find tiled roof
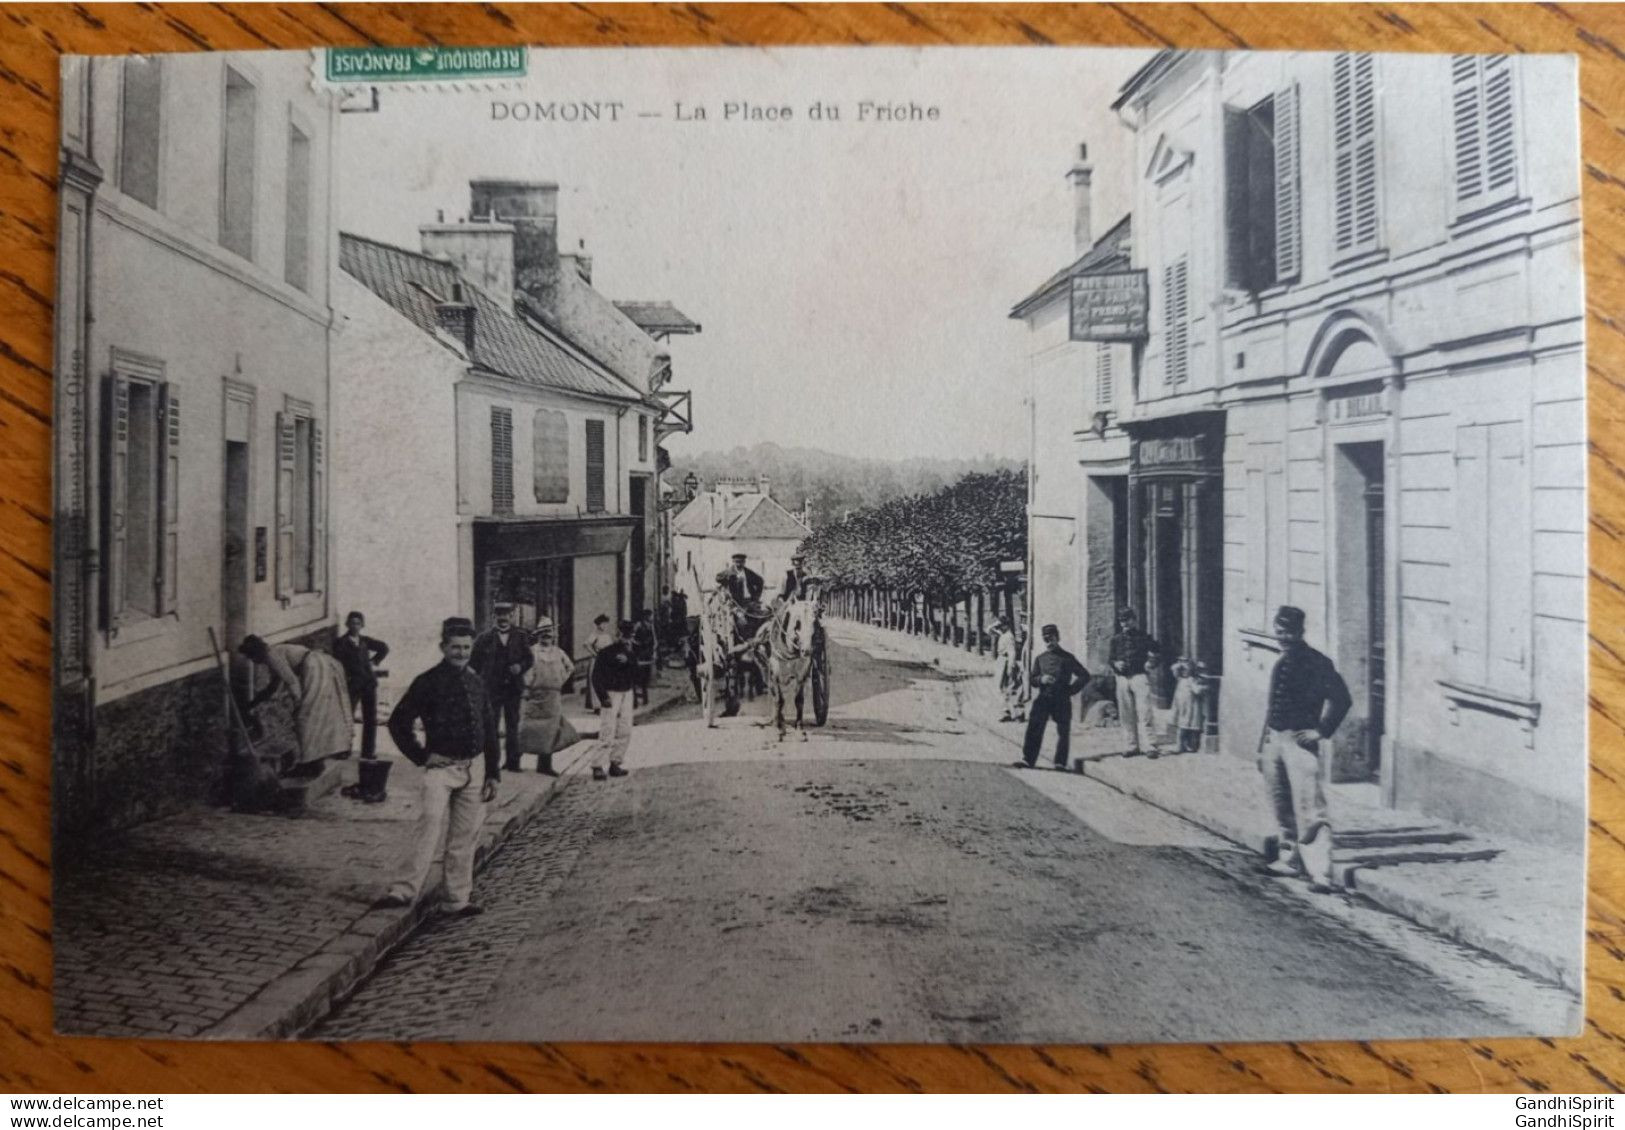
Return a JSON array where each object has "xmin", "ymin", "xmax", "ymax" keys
[
  {"xmin": 614, "ymin": 300, "xmax": 702, "ymax": 335},
  {"xmin": 672, "ymin": 492, "xmax": 810, "ymax": 541},
  {"xmin": 1008, "ymin": 214, "xmax": 1134, "ymax": 319},
  {"xmin": 340, "ymin": 232, "xmax": 640, "ymax": 403}
]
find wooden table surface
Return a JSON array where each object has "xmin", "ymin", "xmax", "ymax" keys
[{"xmin": 2, "ymin": 2, "xmax": 1623, "ymax": 1094}]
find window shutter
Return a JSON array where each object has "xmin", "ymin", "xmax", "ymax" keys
[
  {"xmin": 1223, "ymin": 106, "xmax": 1250, "ymax": 290},
  {"xmin": 1096, "ymin": 343, "xmax": 1114, "ymax": 407},
  {"xmin": 1483, "ymin": 56, "xmax": 1517, "ymax": 199},
  {"xmin": 1451, "ymin": 55, "xmax": 1485, "ymax": 205},
  {"xmin": 490, "ymin": 407, "xmax": 514, "ymax": 514},
  {"xmin": 1333, "ymin": 53, "xmax": 1380, "ymax": 255},
  {"xmin": 1453, "ymin": 424, "xmax": 1489, "ymax": 686},
  {"xmin": 275, "ymin": 411, "xmax": 295, "ymax": 602},
  {"xmin": 1162, "ymin": 258, "xmax": 1189, "ymax": 386},
  {"xmin": 104, "ymin": 375, "xmax": 130, "ymax": 632},
  {"xmin": 311, "ymin": 419, "xmax": 325, "ymax": 593},
  {"xmin": 585, "ymin": 419, "xmax": 606, "ymax": 512},
  {"xmin": 1274, "ymin": 82, "xmax": 1301, "ymax": 281},
  {"xmin": 157, "ymin": 383, "xmax": 180, "ymax": 615}
]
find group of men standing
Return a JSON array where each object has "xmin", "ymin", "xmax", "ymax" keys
[{"xmin": 1006, "ymin": 604, "xmax": 1352, "ymax": 894}]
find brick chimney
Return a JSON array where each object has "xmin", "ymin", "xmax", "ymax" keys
[
  {"xmin": 1068, "ymin": 143, "xmax": 1093, "ymax": 255},
  {"xmin": 434, "ymin": 282, "xmax": 476, "ymax": 354},
  {"xmin": 420, "ymin": 219, "xmax": 514, "ymax": 307},
  {"xmin": 469, "ymin": 178, "xmax": 560, "ymax": 320}
]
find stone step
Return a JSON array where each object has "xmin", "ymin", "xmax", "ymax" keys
[{"xmin": 1337, "ymin": 844, "xmax": 1502, "ymax": 870}]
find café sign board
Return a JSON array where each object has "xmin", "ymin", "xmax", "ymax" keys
[{"xmin": 1070, "ymin": 270, "xmax": 1149, "ymax": 342}]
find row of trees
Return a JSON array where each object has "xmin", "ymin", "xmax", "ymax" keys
[{"xmin": 799, "ymin": 468, "xmax": 1027, "ymax": 602}]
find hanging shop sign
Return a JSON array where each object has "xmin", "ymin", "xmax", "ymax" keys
[{"xmin": 1070, "ymin": 270, "xmax": 1149, "ymax": 342}]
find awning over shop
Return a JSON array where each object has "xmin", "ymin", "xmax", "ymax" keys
[{"xmin": 472, "ymin": 514, "xmax": 635, "ymax": 566}]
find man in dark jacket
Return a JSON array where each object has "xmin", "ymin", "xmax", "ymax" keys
[
  {"xmin": 779, "ymin": 553, "xmax": 813, "ymax": 604},
  {"xmin": 1108, "ymin": 607, "xmax": 1161, "ymax": 758},
  {"xmin": 588, "ymin": 620, "xmax": 640, "ymax": 781},
  {"xmin": 471, "ymin": 602, "xmax": 534, "ymax": 772},
  {"xmin": 1257, "ymin": 605, "xmax": 1353, "ymax": 893},
  {"xmin": 722, "ymin": 552, "xmax": 765, "ymax": 609},
  {"xmin": 332, "ymin": 610, "xmax": 389, "ymax": 759},
  {"xmin": 374, "ymin": 617, "xmax": 500, "ymax": 916},
  {"xmin": 1015, "ymin": 624, "xmax": 1091, "ymax": 771}
]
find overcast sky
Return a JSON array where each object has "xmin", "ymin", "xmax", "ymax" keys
[{"xmin": 337, "ymin": 47, "xmax": 1153, "ymax": 462}]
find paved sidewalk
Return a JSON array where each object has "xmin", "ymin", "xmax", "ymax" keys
[
  {"xmin": 829, "ymin": 617, "xmax": 1585, "ymax": 994},
  {"xmin": 53, "ymin": 673, "xmax": 688, "ymax": 1040}
]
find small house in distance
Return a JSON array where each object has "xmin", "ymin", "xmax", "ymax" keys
[{"xmin": 672, "ymin": 476, "xmax": 811, "ymax": 608}]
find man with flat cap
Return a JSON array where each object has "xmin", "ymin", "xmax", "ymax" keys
[
  {"xmin": 779, "ymin": 553, "xmax": 813, "ymax": 605},
  {"xmin": 471, "ymin": 602, "xmax": 533, "ymax": 772},
  {"xmin": 1015, "ymin": 623, "xmax": 1091, "ymax": 771},
  {"xmin": 722, "ymin": 552, "xmax": 765, "ymax": 610},
  {"xmin": 375, "ymin": 616, "xmax": 500, "ymax": 916},
  {"xmin": 1257, "ymin": 605, "xmax": 1352, "ymax": 893}
]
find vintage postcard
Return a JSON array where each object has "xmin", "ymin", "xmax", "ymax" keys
[{"xmin": 50, "ymin": 43, "xmax": 1585, "ymax": 1043}]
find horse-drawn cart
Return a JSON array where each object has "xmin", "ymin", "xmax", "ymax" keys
[{"xmin": 690, "ymin": 567, "xmax": 830, "ymax": 732}]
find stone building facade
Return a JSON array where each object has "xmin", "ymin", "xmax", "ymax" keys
[
  {"xmin": 53, "ymin": 52, "xmax": 338, "ymax": 832},
  {"xmin": 1108, "ymin": 49, "xmax": 1584, "ymax": 844}
]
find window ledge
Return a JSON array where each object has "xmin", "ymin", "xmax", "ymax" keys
[
  {"xmin": 108, "ymin": 613, "xmax": 178, "ymax": 647},
  {"xmin": 1330, "ymin": 247, "xmax": 1389, "ymax": 275},
  {"xmin": 281, "ymin": 589, "xmax": 325, "ymax": 612},
  {"xmin": 1449, "ymin": 195, "xmax": 1533, "ymax": 238},
  {"xmin": 1438, "ymin": 678, "xmax": 1539, "ymax": 747}
]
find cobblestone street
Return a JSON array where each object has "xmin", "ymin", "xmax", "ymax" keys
[{"xmin": 312, "ymin": 628, "xmax": 1577, "ymax": 1044}]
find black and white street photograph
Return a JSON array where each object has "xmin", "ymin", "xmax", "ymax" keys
[{"xmin": 49, "ymin": 42, "xmax": 1586, "ymax": 1044}]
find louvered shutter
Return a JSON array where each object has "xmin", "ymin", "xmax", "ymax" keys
[
  {"xmin": 275, "ymin": 411, "xmax": 295, "ymax": 601},
  {"xmin": 1453, "ymin": 424, "xmax": 1489, "ymax": 686},
  {"xmin": 104, "ymin": 375, "xmax": 130, "ymax": 632},
  {"xmin": 1162, "ymin": 259, "xmax": 1189, "ymax": 387},
  {"xmin": 585, "ymin": 419, "xmax": 606, "ymax": 512},
  {"xmin": 1451, "ymin": 55, "xmax": 1485, "ymax": 204},
  {"xmin": 311, "ymin": 419, "xmax": 325, "ymax": 593},
  {"xmin": 1274, "ymin": 82, "xmax": 1302, "ymax": 281},
  {"xmin": 1483, "ymin": 57, "xmax": 1517, "ymax": 199},
  {"xmin": 490, "ymin": 407, "xmax": 513, "ymax": 514},
  {"xmin": 157, "ymin": 383, "xmax": 180, "ymax": 614},
  {"xmin": 1096, "ymin": 343, "xmax": 1114, "ymax": 407},
  {"xmin": 1333, "ymin": 53, "xmax": 1380, "ymax": 255}
]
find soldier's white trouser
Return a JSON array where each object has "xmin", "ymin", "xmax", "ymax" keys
[
  {"xmin": 1115, "ymin": 672, "xmax": 1158, "ymax": 753},
  {"xmin": 593, "ymin": 690, "xmax": 634, "ymax": 769},
  {"xmin": 387, "ymin": 760, "xmax": 485, "ymax": 910},
  {"xmin": 1261, "ymin": 728, "xmax": 1333, "ymax": 885}
]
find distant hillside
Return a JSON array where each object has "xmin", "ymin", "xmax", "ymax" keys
[{"xmin": 668, "ymin": 443, "xmax": 1024, "ymax": 526}]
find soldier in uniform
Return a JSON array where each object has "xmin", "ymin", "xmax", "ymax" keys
[
  {"xmin": 1014, "ymin": 624, "xmax": 1091, "ymax": 771},
  {"xmin": 1109, "ymin": 608, "xmax": 1162, "ymax": 758},
  {"xmin": 1257, "ymin": 605, "xmax": 1353, "ymax": 893}
]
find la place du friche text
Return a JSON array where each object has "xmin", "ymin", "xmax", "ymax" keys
[{"xmin": 488, "ymin": 100, "xmax": 942, "ymax": 124}]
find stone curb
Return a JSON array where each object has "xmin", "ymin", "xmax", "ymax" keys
[
  {"xmin": 845, "ymin": 623, "xmax": 1579, "ymax": 994},
  {"xmin": 200, "ymin": 679, "xmax": 690, "ymax": 1041}
]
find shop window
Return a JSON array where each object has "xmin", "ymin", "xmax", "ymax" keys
[
  {"xmin": 220, "ymin": 66, "xmax": 257, "ymax": 259},
  {"xmin": 533, "ymin": 408, "xmax": 569, "ymax": 503},
  {"xmin": 284, "ymin": 123, "xmax": 311, "ymax": 291},
  {"xmin": 491, "ymin": 406, "xmax": 514, "ymax": 514},
  {"xmin": 1332, "ymin": 53, "xmax": 1380, "ymax": 257},
  {"xmin": 585, "ymin": 419, "xmax": 606, "ymax": 512},
  {"xmin": 1453, "ymin": 422, "xmax": 1530, "ymax": 695},
  {"xmin": 104, "ymin": 363, "xmax": 179, "ymax": 629},
  {"xmin": 119, "ymin": 57, "xmax": 161, "ymax": 209},
  {"xmin": 1162, "ymin": 257, "xmax": 1189, "ymax": 387},
  {"xmin": 1452, "ymin": 55, "xmax": 1518, "ymax": 217},
  {"xmin": 276, "ymin": 403, "xmax": 324, "ymax": 601}
]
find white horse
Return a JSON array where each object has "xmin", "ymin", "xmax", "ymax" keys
[{"xmin": 765, "ymin": 598, "xmax": 818, "ymax": 741}]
